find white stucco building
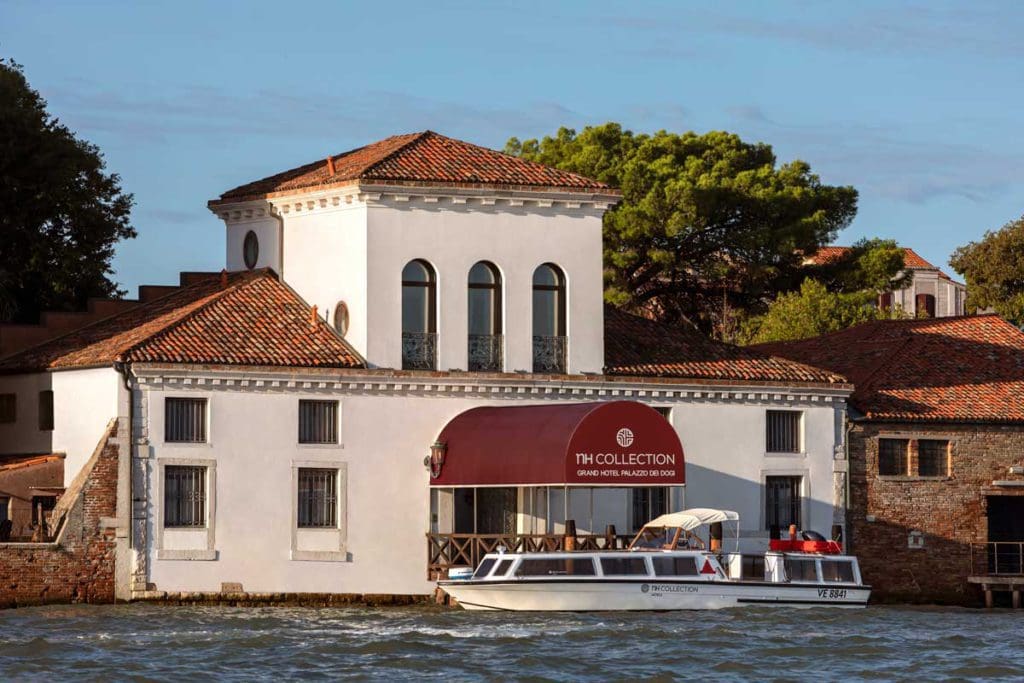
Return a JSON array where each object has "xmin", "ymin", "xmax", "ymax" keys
[{"xmin": 0, "ymin": 131, "xmax": 853, "ymax": 599}]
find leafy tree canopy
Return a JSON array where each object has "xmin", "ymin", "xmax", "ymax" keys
[
  {"xmin": 0, "ymin": 58, "xmax": 135, "ymax": 323},
  {"xmin": 506, "ymin": 123, "xmax": 859, "ymax": 335},
  {"xmin": 950, "ymin": 215, "xmax": 1024, "ymax": 324},
  {"xmin": 742, "ymin": 278, "xmax": 904, "ymax": 344},
  {"xmin": 805, "ymin": 238, "xmax": 910, "ymax": 294}
]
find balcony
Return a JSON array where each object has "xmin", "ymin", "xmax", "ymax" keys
[
  {"xmin": 532, "ymin": 335, "xmax": 567, "ymax": 374},
  {"xmin": 402, "ymin": 332, "xmax": 437, "ymax": 371},
  {"xmin": 468, "ymin": 334, "xmax": 503, "ymax": 372}
]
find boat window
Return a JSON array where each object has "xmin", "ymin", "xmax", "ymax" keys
[
  {"xmin": 820, "ymin": 559, "xmax": 855, "ymax": 583},
  {"xmin": 515, "ymin": 558, "xmax": 596, "ymax": 577},
  {"xmin": 600, "ymin": 557, "xmax": 649, "ymax": 576},
  {"xmin": 473, "ymin": 558, "xmax": 497, "ymax": 579},
  {"xmin": 651, "ymin": 556, "xmax": 698, "ymax": 576},
  {"xmin": 784, "ymin": 558, "xmax": 819, "ymax": 582},
  {"xmin": 632, "ymin": 527, "xmax": 679, "ymax": 549},
  {"xmin": 740, "ymin": 555, "xmax": 766, "ymax": 580},
  {"xmin": 494, "ymin": 559, "xmax": 514, "ymax": 577}
]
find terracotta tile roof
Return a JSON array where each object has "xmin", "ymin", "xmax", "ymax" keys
[
  {"xmin": 805, "ymin": 246, "xmax": 938, "ymax": 270},
  {"xmin": 0, "ymin": 453, "xmax": 64, "ymax": 472},
  {"xmin": 212, "ymin": 131, "xmax": 614, "ymax": 204},
  {"xmin": 603, "ymin": 306, "xmax": 847, "ymax": 385},
  {"xmin": 754, "ymin": 315, "xmax": 1024, "ymax": 423},
  {"xmin": 0, "ymin": 270, "xmax": 365, "ymax": 373}
]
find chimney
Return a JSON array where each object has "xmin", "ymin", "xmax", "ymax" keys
[
  {"xmin": 326, "ymin": 156, "xmax": 336, "ymax": 176},
  {"xmin": 310, "ymin": 304, "xmax": 319, "ymax": 331},
  {"xmin": 220, "ymin": 269, "xmax": 228, "ymax": 288}
]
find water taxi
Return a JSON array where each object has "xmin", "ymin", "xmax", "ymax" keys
[{"xmin": 438, "ymin": 508, "xmax": 870, "ymax": 611}]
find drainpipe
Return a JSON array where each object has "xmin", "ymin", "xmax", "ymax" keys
[
  {"xmin": 115, "ymin": 361, "xmax": 134, "ymax": 550},
  {"xmin": 843, "ymin": 409, "xmax": 855, "ymax": 554}
]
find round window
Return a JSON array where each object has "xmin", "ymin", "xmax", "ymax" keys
[
  {"xmin": 333, "ymin": 301, "xmax": 350, "ymax": 337},
  {"xmin": 242, "ymin": 230, "xmax": 259, "ymax": 269}
]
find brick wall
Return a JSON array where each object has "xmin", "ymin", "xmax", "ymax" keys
[
  {"xmin": 0, "ymin": 421, "xmax": 120, "ymax": 608},
  {"xmin": 849, "ymin": 420, "xmax": 1024, "ymax": 605}
]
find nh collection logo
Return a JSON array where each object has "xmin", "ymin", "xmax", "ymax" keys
[{"xmin": 616, "ymin": 427, "xmax": 635, "ymax": 448}]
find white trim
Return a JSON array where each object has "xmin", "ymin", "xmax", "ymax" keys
[{"xmin": 290, "ymin": 460, "xmax": 348, "ymax": 562}]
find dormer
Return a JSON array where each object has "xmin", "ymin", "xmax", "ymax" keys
[{"xmin": 208, "ymin": 131, "xmax": 620, "ymax": 374}]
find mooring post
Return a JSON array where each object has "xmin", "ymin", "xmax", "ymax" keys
[
  {"xmin": 1014, "ymin": 590, "xmax": 1021, "ymax": 609},
  {"xmin": 985, "ymin": 589, "xmax": 994, "ymax": 609}
]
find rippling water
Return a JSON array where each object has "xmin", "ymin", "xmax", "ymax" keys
[{"xmin": 1, "ymin": 603, "xmax": 1022, "ymax": 680}]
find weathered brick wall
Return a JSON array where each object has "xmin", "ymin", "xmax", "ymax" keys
[
  {"xmin": 849, "ymin": 421, "xmax": 1024, "ymax": 605},
  {"xmin": 0, "ymin": 422, "xmax": 119, "ymax": 608}
]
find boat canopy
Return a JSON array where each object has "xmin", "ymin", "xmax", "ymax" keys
[{"xmin": 644, "ymin": 508, "xmax": 740, "ymax": 531}]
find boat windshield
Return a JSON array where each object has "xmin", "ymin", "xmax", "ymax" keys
[{"xmin": 631, "ymin": 526, "xmax": 680, "ymax": 550}]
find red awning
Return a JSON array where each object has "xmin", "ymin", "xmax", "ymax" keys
[{"xmin": 430, "ymin": 401, "xmax": 685, "ymax": 487}]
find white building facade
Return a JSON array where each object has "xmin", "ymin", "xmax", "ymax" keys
[{"xmin": 0, "ymin": 132, "xmax": 853, "ymax": 599}]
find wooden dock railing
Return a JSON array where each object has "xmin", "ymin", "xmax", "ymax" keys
[
  {"xmin": 427, "ymin": 532, "xmax": 633, "ymax": 579},
  {"xmin": 971, "ymin": 542, "xmax": 1024, "ymax": 576}
]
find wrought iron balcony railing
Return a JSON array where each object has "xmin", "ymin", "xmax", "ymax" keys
[
  {"xmin": 402, "ymin": 332, "xmax": 438, "ymax": 371},
  {"xmin": 533, "ymin": 335, "xmax": 567, "ymax": 374},
  {"xmin": 468, "ymin": 334, "xmax": 503, "ymax": 372}
]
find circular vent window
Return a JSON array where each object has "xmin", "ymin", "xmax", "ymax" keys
[
  {"xmin": 243, "ymin": 230, "xmax": 259, "ymax": 269},
  {"xmin": 334, "ymin": 301, "xmax": 350, "ymax": 337}
]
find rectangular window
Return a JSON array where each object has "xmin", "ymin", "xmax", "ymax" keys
[
  {"xmin": 631, "ymin": 487, "xmax": 668, "ymax": 532},
  {"xmin": 820, "ymin": 559, "xmax": 856, "ymax": 583},
  {"xmin": 766, "ymin": 410, "xmax": 802, "ymax": 453},
  {"xmin": 0, "ymin": 393, "xmax": 15, "ymax": 423},
  {"xmin": 298, "ymin": 400, "xmax": 339, "ymax": 444},
  {"xmin": 784, "ymin": 557, "xmax": 819, "ymax": 582},
  {"xmin": 297, "ymin": 468, "xmax": 338, "ymax": 528},
  {"xmin": 766, "ymin": 476, "xmax": 802, "ymax": 530},
  {"xmin": 0, "ymin": 496, "xmax": 9, "ymax": 523},
  {"xmin": 878, "ymin": 438, "xmax": 909, "ymax": 476},
  {"xmin": 515, "ymin": 558, "xmax": 596, "ymax": 577},
  {"xmin": 600, "ymin": 557, "xmax": 649, "ymax": 576},
  {"xmin": 38, "ymin": 390, "xmax": 54, "ymax": 431},
  {"xmin": 165, "ymin": 398, "xmax": 207, "ymax": 443},
  {"xmin": 651, "ymin": 556, "xmax": 698, "ymax": 577},
  {"xmin": 740, "ymin": 555, "xmax": 766, "ymax": 580},
  {"xmin": 164, "ymin": 465, "xmax": 207, "ymax": 527},
  {"xmin": 918, "ymin": 439, "xmax": 949, "ymax": 477}
]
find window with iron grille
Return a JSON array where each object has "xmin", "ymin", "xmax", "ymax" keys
[
  {"xmin": 765, "ymin": 476, "xmax": 802, "ymax": 530},
  {"xmin": 165, "ymin": 398, "xmax": 207, "ymax": 443},
  {"xmin": 298, "ymin": 400, "xmax": 339, "ymax": 444},
  {"xmin": 918, "ymin": 439, "xmax": 949, "ymax": 477},
  {"xmin": 878, "ymin": 438, "xmax": 909, "ymax": 475},
  {"xmin": 766, "ymin": 410, "xmax": 802, "ymax": 453},
  {"xmin": 0, "ymin": 393, "xmax": 15, "ymax": 423},
  {"xmin": 164, "ymin": 466, "xmax": 206, "ymax": 527},
  {"xmin": 38, "ymin": 390, "xmax": 54, "ymax": 431},
  {"xmin": 298, "ymin": 468, "xmax": 338, "ymax": 528}
]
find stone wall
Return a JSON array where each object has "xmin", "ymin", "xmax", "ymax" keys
[
  {"xmin": 0, "ymin": 420, "xmax": 121, "ymax": 608},
  {"xmin": 849, "ymin": 420, "xmax": 1024, "ymax": 605}
]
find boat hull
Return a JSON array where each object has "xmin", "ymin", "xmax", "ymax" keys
[{"xmin": 440, "ymin": 579, "xmax": 870, "ymax": 611}]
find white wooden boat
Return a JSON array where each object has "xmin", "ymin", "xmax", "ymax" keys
[{"xmin": 439, "ymin": 508, "xmax": 870, "ymax": 611}]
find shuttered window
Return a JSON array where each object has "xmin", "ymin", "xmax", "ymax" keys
[
  {"xmin": 165, "ymin": 398, "xmax": 207, "ymax": 443},
  {"xmin": 918, "ymin": 439, "xmax": 949, "ymax": 477},
  {"xmin": 298, "ymin": 400, "xmax": 338, "ymax": 444},
  {"xmin": 164, "ymin": 466, "xmax": 206, "ymax": 527},
  {"xmin": 0, "ymin": 393, "xmax": 15, "ymax": 423},
  {"xmin": 297, "ymin": 468, "xmax": 338, "ymax": 528},
  {"xmin": 38, "ymin": 390, "xmax": 54, "ymax": 431},
  {"xmin": 766, "ymin": 476, "xmax": 802, "ymax": 530},
  {"xmin": 766, "ymin": 410, "xmax": 802, "ymax": 453},
  {"xmin": 878, "ymin": 438, "xmax": 909, "ymax": 475}
]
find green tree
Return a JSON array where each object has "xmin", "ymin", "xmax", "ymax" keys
[
  {"xmin": 806, "ymin": 238, "xmax": 910, "ymax": 293},
  {"xmin": 742, "ymin": 278, "xmax": 900, "ymax": 344},
  {"xmin": 950, "ymin": 215, "xmax": 1024, "ymax": 324},
  {"xmin": 0, "ymin": 58, "xmax": 135, "ymax": 323},
  {"xmin": 506, "ymin": 124, "xmax": 858, "ymax": 335}
]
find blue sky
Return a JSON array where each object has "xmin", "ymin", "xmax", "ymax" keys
[{"xmin": 4, "ymin": 0, "xmax": 1023, "ymax": 293}]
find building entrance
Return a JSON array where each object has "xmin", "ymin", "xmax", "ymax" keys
[{"xmin": 986, "ymin": 496, "xmax": 1024, "ymax": 573}]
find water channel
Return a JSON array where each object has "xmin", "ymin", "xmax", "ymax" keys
[{"xmin": 1, "ymin": 603, "xmax": 1021, "ymax": 680}]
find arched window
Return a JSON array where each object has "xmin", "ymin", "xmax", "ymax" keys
[
  {"xmin": 467, "ymin": 261, "xmax": 502, "ymax": 372},
  {"xmin": 402, "ymin": 260, "xmax": 437, "ymax": 370},
  {"xmin": 532, "ymin": 263, "xmax": 566, "ymax": 373}
]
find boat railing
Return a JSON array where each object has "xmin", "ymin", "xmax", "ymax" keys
[
  {"xmin": 426, "ymin": 532, "xmax": 634, "ymax": 579},
  {"xmin": 971, "ymin": 542, "xmax": 1024, "ymax": 575}
]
